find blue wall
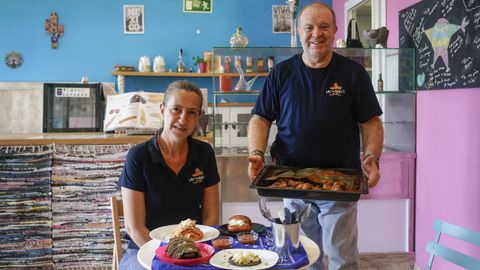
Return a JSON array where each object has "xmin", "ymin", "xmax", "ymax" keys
[{"xmin": 1, "ymin": 0, "xmax": 329, "ymax": 92}]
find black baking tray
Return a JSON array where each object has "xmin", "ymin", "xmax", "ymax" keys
[{"xmin": 249, "ymin": 165, "xmax": 368, "ymax": 202}]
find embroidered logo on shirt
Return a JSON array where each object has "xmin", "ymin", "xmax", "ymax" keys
[
  {"xmin": 189, "ymin": 168, "xmax": 205, "ymax": 184},
  {"xmin": 326, "ymin": 83, "xmax": 345, "ymax": 96}
]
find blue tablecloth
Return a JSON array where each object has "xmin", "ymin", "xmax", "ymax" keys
[{"xmin": 151, "ymin": 228, "xmax": 309, "ymax": 269}]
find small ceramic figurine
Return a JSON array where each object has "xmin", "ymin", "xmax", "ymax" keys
[
  {"xmin": 363, "ymin": 27, "xmax": 389, "ymax": 48},
  {"xmin": 336, "ymin": 39, "xmax": 347, "ymax": 48},
  {"xmin": 224, "ymin": 56, "xmax": 231, "ymax": 73}
]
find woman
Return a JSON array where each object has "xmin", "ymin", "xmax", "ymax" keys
[{"xmin": 119, "ymin": 80, "xmax": 220, "ymax": 269}]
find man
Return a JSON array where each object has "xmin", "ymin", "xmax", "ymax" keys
[{"xmin": 247, "ymin": 2, "xmax": 384, "ymax": 270}]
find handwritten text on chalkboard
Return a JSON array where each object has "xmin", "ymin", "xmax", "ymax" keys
[{"xmin": 399, "ymin": 0, "xmax": 480, "ymax": 90}]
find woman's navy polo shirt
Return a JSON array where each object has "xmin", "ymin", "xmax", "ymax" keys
[
  {"xmin": 119, "ymin": 133, "xmax": 220, "ymax": 248},
  {"xmin": 252, "ymin": 53, "xmax": 383, "ymax": 170}
]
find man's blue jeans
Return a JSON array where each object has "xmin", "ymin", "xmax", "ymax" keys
[{"xmin": 284, "ymin": 199, "xmax": 359, "ymax": 270}]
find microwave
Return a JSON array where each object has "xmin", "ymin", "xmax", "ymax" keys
[{"xmin": 43, "ymin": 83, "xmax": 105, "ymax": 132}]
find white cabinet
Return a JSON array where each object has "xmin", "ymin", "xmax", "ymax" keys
[
  {"xmin": 213, "ymin": 105, "xmax": 251, "ymax": 149},
  {"xmin": 211, "ymin": 103, "xmax": 277, "ymax": 152}
]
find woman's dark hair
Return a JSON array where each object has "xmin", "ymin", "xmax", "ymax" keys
[{"xmin": 163, "ymin": 80, "xmax": 204, "ymax": 113}]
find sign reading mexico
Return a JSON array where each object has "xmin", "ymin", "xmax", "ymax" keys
[{"xmin": 124, "ymin": 5, "xmax": 144, "ymax": 34}]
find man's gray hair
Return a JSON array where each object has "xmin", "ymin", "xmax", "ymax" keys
[{"xmin": 297, "ymin": 1, "xmax": 337, "ymax": 27}]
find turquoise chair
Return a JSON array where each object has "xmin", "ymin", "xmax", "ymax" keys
[{"xmin": 425, "ymin": 219, "xmax": 480, "ymax": 270}]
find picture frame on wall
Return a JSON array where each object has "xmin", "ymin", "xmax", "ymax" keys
[
  {"xmin": 124, "ymin": 5, "xmax": 144, "ymax": 34},
  {"xmin": 183, "ymin": 0, "xmax": 212, "ymax": 13},
  {"xmin": 272, "ymin": 5, "xmax": 291, "ymax": 33}
]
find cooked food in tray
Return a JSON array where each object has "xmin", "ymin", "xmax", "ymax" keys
[
  {"xmin": 250, "ymin": 166, "xmax": 367, "ymax": 201},
  {"xmin": 166, "ymin": 237, "xmax": 200, "ymax": 259},
  {"xmin": 268, "ymin": 178, "xmax": 349, "ymax": 191},
  {"xmin": 228, "ymin": 250, "xmax": 262, "ymax": 266},
  {"xmin": 170, "ymin": 218, "xmax": 204, "ymax": 241},
  {"xmin": 261, "ymin": 167, "xmax": 361, "ymax": 192}
]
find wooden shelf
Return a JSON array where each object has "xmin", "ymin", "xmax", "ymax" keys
[{"xmin": 111, "ymin": 71, "xmax": 269, "ymax": 77}]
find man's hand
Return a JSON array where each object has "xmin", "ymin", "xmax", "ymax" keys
[
  {"xmin": 362, "ymin": 154, "xmax": 380, "ymax": 188},
  {"xmin": 247, "ymin": 155, "xmax": 264, "ymax": 182}
]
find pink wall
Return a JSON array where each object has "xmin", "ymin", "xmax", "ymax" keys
[
  {"xmin": 332, "ymin": 1, "xmax": 345, "ymax": 42},
  {"xmin": 417, "ymin": 89, "xmax": 480, "ymax": 269},
  {"xmin": 332, "ymin": 1, "xmax": 480, "ymax": 268}
]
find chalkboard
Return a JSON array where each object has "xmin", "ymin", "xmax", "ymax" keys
[{"xmin": 399, "ymin": 0, "xmax": 480, "ymax": 90}]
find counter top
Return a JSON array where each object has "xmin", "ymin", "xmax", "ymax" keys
[
  {"xmin": 0, "ymin": 133, "xmax": 213, "ymax": 146},
  {"xmin": 0, "ymin": 133, "xmax": 152, "ymax": 145}
]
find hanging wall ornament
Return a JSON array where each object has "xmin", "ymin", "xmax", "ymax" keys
[
  {"xmin": 45, "ymin": 12, "xmax": 64, "ymax": 48},
  {"xmin": 286, "ymin": 0, "xmax": 299, "ymax": 47},
  {"xmin": 5, "ymin": 52, "xmax": 23, "ymax": 69}
]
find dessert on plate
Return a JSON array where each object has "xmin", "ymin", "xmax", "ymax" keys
[
  {"xmin": 170, "ymin": 218, "xmax": 204, "ymax": 241},
  {"xmin": 166, "ymin": 237, "xmax": 200, "ymax": 259}
]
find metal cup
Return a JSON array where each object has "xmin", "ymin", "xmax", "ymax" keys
[{"xmin": 271, "ymin": 222, "xmax": 300, "ymax": 254}]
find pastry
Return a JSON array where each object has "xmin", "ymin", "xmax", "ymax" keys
[
  {"xmin": 170, "ymin": 218, "xmax": 204, "ymax": 242},
  {"xmin": 166, "ymin": 237, "xmax": 200, "ymax": 259}
]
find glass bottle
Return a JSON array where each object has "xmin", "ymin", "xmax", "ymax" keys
[
  {"xmin": 176, "ymin": 48, "xmax": 185, "ymax": 73},
  {"xmin": 377, "ymin": 73, "xmax": 384, "ymax": 92}
]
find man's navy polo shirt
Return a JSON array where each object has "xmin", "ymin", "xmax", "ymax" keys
[
  {"xmin": 252, "ymin": 53, "xmax": 383, "ymax": 170},
  {"xmin": 120, "ymin": 133, "xmax": 220, "ymax": 248}
]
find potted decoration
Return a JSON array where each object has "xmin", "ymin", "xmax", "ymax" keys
[{"xmin": 193, "ymin": 56, "xmax": 207, "ymax": 73}]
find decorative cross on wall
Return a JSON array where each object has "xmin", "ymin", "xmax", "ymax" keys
[{"xmin": 45, "ymin": 12, "xmax": 64, "ymax": 49}]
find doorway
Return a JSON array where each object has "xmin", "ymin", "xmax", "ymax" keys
[{"xmin": 344, "ymin": 0, "xmax": 385, "ymax": 46}]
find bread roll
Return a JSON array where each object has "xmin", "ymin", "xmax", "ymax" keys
[{"xmin": 227, "ymin": 215, "xmax": 252, "ymax": 233}]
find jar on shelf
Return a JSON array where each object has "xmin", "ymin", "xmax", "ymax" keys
[
  {"xmin": 230, "ymin": 27, "xmax": 248, "ymax": 48},
  {"xmin": 138, "ymin": 55, "xmax": 151, "ymax": 72}
]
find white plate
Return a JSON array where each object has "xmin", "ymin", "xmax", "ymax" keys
[
  {"xmin": 209, "ymin": 248, "xmax": 279, "ymax": 270},
  {"xmin": 149, "ymin": 224, "xmax": 220, "ymax": 242}
]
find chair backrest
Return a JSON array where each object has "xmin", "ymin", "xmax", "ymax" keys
[
  {"xmin": 425, "ymin": 219, "xmax": 480, "ymax": 270},
  {"xmin": 110, "ymin": 196, "xmax": 124, "ymax": 270}
]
